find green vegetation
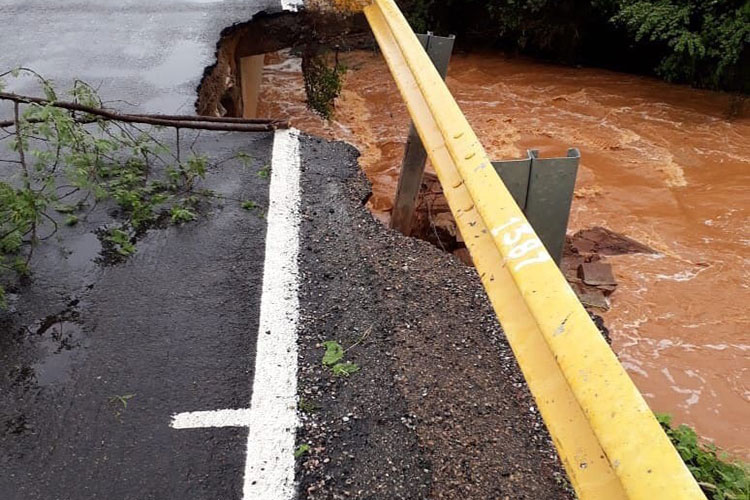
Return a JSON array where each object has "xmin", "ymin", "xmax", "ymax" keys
[
  {"xmin": 108, "ymin": 393, "xmax": 136, "ymax": 421},
  {"xmin": 399, "ymin": 0, "xmax": 749, "ymax": 92},
  {"xmin": 302, "ymin": 50, "xmax": 347, "ymax": 119},
  {"xmin": 611, "ymin": 1, "xmax": 749, "ymax": 90},
  {"xmin": 0, "ymin": 69, "xmax": 251, "ymax": 305},
  {"xmin": 322, "ymin": 340, "xmax": 345, "ymax": 366},
  {"xmin": 321, "ymin": 340, "xmax": 361, "ymax": 377},
  {"xmin": 298, "ymin": 398, "xmax": 319, "ymax": 414},
  {"xmin": 294, "ymin": 443, "xmax": 311, "ymax": 458},
  {"xmin": 657, "ymin": 413, "xmax": 749, "ymax": 500},
  {"xmin": 257, "ymin": 164, "xmax": 271, "ymax": 179},
  {"xmin": 331, "ymin": 362, "xmax": 360, "ymax": 377}
]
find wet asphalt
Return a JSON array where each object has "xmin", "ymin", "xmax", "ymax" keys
[
  {"xmin": 0, "ymin": 130, "xmax": 275, "ymax": 499},
  {"xmin": 0, "ymin": 0, "xmax": 287, "ymax": 114},
  {"xmin": 0, "ymin": 1, "xmax": 292, "ymax": 499}
]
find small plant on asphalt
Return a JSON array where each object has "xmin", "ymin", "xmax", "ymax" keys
[
  {"xmin": 235, "ymin": 151, "xmax": 252, "ymax": 167},
  {"xmin": 331, "ymin": 362, "xmax": 360, "ymax": 377},
  {"xmin": 321, "ymin": 340, "xmax": 360, "ymax": 377},
  {"xmin": 241, "ymin": 200, "xmax": 258, "ymax": 210},
  {"xmin": 257, "ymin": 165, "xmax": 271, "ymax": 179},
  {"xmin": 294, "ymin": 444, "xmax": 310, "ymax": 458},
  {"xmin": 298, "ymin": 398, "xmax": 318, "ymax": 414},
  {"xmin": 656, "ymin": 413, "xmax": 749, "ymax": 500},
  {"xmin": 108, "ymin": 393, "xmax": 135, "ymax": 420},
  {"xmin": 103, "ymin": 228, "xmax": 136, "ymax": 257}
]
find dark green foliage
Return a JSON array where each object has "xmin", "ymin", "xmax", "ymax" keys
[
  {"xmin": 611, "ymin": 0, "xmax": 749, "ymax": 90},
  {"xmin": 302, "ymin": 51, "xmax": 347, "ymax": 120},
  {"xmin": 398, "ymin": 0, "xmax": 749, "ymax": 92},
  {"xmin": 657, "ymin": 413, "xmax": 749, "ymax": 500}
]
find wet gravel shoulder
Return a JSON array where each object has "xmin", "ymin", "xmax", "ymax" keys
[{"xmin": 295, "ymin": 134, "xmax": 574, "ymax": 499}]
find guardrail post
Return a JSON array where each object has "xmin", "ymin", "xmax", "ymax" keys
[
  {"xmin": 390, "ymin": 32, "xmax": 455, "ymax": 235},
  {"xmin": 492, "ymin": 148, "xmax": 579, "ymax": 265},
  {"xmin": 526, "ymin": 148, "xmax": 579, "ymax": 264}
]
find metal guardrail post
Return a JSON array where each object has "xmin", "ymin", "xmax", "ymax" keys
[
  {"xmin": 491, "ymin": 154, "xmax": 531, "ymax": 210},
  {"xmin": 492, "ymin": 148, "xmax": 580, "ymax": 264},
  {"xmin": 390, "ymin": 32, "xmax": 455, "ymax": 235}
]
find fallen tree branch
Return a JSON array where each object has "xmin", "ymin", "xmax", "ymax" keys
[{"xmin": 0, "ymin": 91, "xmax": 289, "ymax": 132}]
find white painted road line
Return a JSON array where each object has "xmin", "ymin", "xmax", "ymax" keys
[
  {"xmin": 242, "ymin": 128, "xmax": 301, "ymax": 499},
  {"xmin": 171, "ymin": 409, "xmax": 253, "ymax": 429},
  {"xmin": 170, "ymin": 128, "xmax": 302, "ymax": 500},
  {"xmin": 280, "ymin": 0, "xmax": 304, "ymax": 12}
]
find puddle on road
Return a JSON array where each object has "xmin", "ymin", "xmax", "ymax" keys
[
  {"xmin": 65, "ymin": 232, "xmax": 102, "ymax": 270},
  {"xmin": 253, "ymin": 49, "xmax": 750, "ymax": 459},
  {"xmin": 27, "ymin": 315, "xmax": 87, "ymax": 387}
]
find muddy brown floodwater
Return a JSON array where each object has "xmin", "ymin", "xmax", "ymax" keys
[{"xmin": 258, "ymin": 49, "xmax": 750, "ymax": 459}]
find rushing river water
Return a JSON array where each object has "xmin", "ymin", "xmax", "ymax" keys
[{"xmin": 258, "ymin": 49, "xmax": 750, "ymax": 459}]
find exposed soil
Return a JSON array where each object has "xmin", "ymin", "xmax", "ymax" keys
[{"xmin": 196, "ymin": 9, "xmax": 370, "ymax": 117}]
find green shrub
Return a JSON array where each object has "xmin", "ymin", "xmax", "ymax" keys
[
  {"xmin": 657, "ymin": 413, "xmax": 749, "ymax": 500},
  {"xmin": 302, "ymin": 51, "xmax": 346, "ymax": 120},
  {"xmin": 611, "ymin": 0, "xmax": 750, "ymax": 91}
]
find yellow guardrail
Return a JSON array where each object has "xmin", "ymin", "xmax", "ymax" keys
[{"xmin": 364, "ymin": 1, "xmax": 706, "ymax": 498}]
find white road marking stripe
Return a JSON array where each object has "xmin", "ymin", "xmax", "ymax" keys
[
  {"xmin": 169, "ymin": 128, "xmax": 302, "ymax": 500},
  {"xmin": 280, "ymin": 0, "xmax": 304, "ymax": 12},
  {"xmin": 243, "ymin": 128, "xmax": 301, "ymax": 499},
  {"xmin": 171, "ymin": 409, "xmax": 252, "ymax": 429}
]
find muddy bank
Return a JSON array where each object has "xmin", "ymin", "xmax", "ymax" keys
[{"xmin": 256, "ymin": 48, "xmax": 750, "ymax": 459}]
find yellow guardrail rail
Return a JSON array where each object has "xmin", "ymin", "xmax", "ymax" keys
[{"xmin": 364, "ymin": 1, "xmax": 706, "ymax": 498}]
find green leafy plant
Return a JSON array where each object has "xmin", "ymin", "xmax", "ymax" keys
[
  {"xmin": 294, "ymin": 443, "xmax": 311, "ymax": 458},
  {"xmin": 257, "ymin": 165, "xmax": 271, "ymax": 179},
  {"xmin": 322, "ymin": 340, "xmax": 345, "ymax": 366},
  {"xmin": 399, "ymin": 0, "xmax": 749, "ymax": 92},
  {"xmin": 299, "ymin": 398, "xmax": 319, "ymax": 414},
  {"xmin": 236, "ymin": 151, "xmax": 253, "ymax": 167},
  {"xmin": 109, "ymin": 393, "xmax": 135, "ymax": 408},
  {"xmin": 331, "ymin": 362, "xmax": 360, "ymax": 377},
  {"xmin": 104, "ymin": 228, "xmax": 136, "ymax": 257},
  {"xmin": 657, "ymin": 413, "xmax": 749, "ymax": 500},
  {"xmin": 611, "ymin": 0, "xmax": 750, "ymax": 90},
  {"xmin": 302, "ymin": 50, "xmax": 347, "ymax": 120},
  {"xmin": 0, "ymin": 69, "xmax": 251, "ymax": 305},
  {"xmin": 170, "ymin": 205, "xmax": 197, "ymax": 224},
  {"xmin": 321, "ymin": 340, "xmax": 361, "ymax": 377},
  {"xmin": 108, "ymin": 393, "xmax": 136, "ymax": 421},
  {"xmin": 241, "ymin": 200, "xmax": 259, "ymax": 210}
]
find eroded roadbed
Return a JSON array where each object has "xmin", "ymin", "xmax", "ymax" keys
[{"xmin": 295, "ymin": 136, "xmax": 571, "ymax": 499}]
